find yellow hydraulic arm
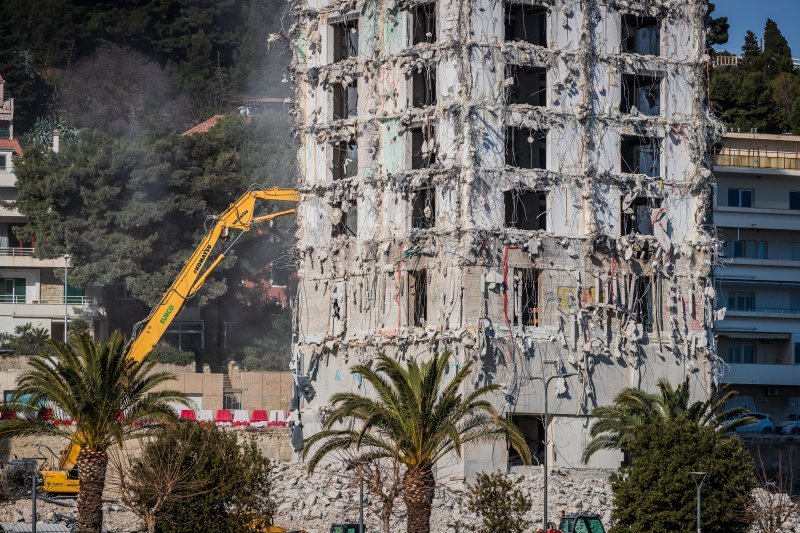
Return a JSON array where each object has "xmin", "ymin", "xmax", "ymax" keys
[{"xmin": 42, "ymin": 187, "xmax": 300, "ymax": 493}]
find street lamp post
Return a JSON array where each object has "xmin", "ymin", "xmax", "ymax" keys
[
  {"xmin": 526, "ymin": 366, "xmax": 578, "ymax": 532},
  {"xmin": 63, "ymin": 254, "xmax": 70, "ymax": 343},
  {"xmin": 689, "ymin": 471, "xmax": 708, "ymax": 533}
]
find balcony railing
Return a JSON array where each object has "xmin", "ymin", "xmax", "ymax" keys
[
  {"xmin": 713, "ymin": 151, "xmax": 800, "ymax": 171},
  {"xmin": 0, "ymin": 295, "xmax": 97, "ymax": 305},
  {"xmin": 0, "ymin": 247, "xmax": 35, "ymax": 257},
  {"xmin": 727, "ymin": 306, "xmax": 800, "ymax": 314}
]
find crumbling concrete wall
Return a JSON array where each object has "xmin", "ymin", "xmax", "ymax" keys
[{"xmin": 289, "ymin": 0, "xmax": 720, "ymax": 475}]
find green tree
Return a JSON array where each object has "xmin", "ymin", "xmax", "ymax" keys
[
  {"xmin": 0, "ymin": 332, "xmax": 187, "ymax": 532},
  {"xmin": 121, "ymin": 422, "xmax": 276, "ymax": 533},
  {"xmin": 609, "ymin": 418, "xmax": 755, "ymax": 532},
  {"xmin": 741, "ymin": 30, "xmax": 761, "ymax": 62},
  {"xmin": 704, "ymin": 2, "xmax": 729, "ymax": 48},
  {"xmin": 762, "ymin": 19, "xmax": 793, "ymax": 73},
  {"xmin": 302, "ymin": 352, "xmax": 531, "ymax": 533},
  {"xmin": 466, "ymin": 472, "xmax": 532, "ymax": 533},
  {"xmin": 582, "ymin": 378, "xmax": 748, "ymax": 462}
]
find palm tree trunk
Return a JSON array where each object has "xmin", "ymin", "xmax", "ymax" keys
[
  {"xmin": 76, "ymin": 448, "xmax": 108, "ymax": 533},
  {"xmin": 403, "ymin": 467, "xmax": 434, "ymax": 533}
]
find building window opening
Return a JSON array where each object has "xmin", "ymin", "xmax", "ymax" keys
[
  {"xmin": 504, "ymin": 3, "xmax": 547, "ymax": 46},
  {"xmin": 412, "ymin": 187, "xmax": 436, "ymax": 229},
  {"xmin": 727, "ymin": 291, "xmax": 755, "ymax": 312},
  {"xmin": 790, "ymin": 191, "xmax": 800, "ymax": 210},
  {"xmin": 621, "ymin": 15, "xmax": 660, "ymax": 56},
  {"xmin": 794, "ymin": 343, "xmax": 800, "ymax": 365},
  {"xmin": 164, "ymin": 321, "xmax": 204, "ymax": 353},
  {"xmin": 412, "ymin": 67, "xmax": 437, "ymax": 108},
  {"xmin": 506, "ymin": 127, "xmax": 546, "ymax": 169},
  {"xmin": 509, "ymin": 414, "xmax": 544, "ymax": 467},
  {"xmin": 621, "ymin": 136, "xmax": 660, "ymax": 177},
  {"xmin": 332, "ymin": 82, "xmax": 358, "ymax": 120},
  {"xmin": 727, "ymin": 344, "xmax": 755, "ymax": 364},
  {"xmin": 621, "ymin": 196, "xmax": 662, "ymax": 235},
  {"xmin": 727, "ymin": 239, "xmax": 767, "ymax": 259},
  {"xmin": 728, "ymin": 188, "xmax": 754, "ymax": 208},
  {"xmin": 621, "ymin": 74, "xmax": 661, "ymax": 115},
  {"xmin": 223, "ymin": 393, "xmax": 242, "ymax": 410},
  {"xmin": 332, "ymin": 19, "xmax": 358, "ymax": 62},
  {"xmin": 0, "ymin": 155, "xmax": 6, "ymax": 171},
  {"xmin": 408, "ymin": 269, "xmax": 428, "ymax": 327},
  {"xmin": 332, "ymin": 201, "xmax": 358, "ymax": 237},
  {"xmin": 0, "ymin": 278, "xmax": 25, "ymax": 304},
  {"xmin": 114, "ymin": 283, "xmax": 135, "ymax": 300},
  {"xmin": 410, "ymin": 126, "xmax": 436, "ymax": 169},
  {"xmin": 629, "ymin": 275, "xmax": 653, "ymax": 327},
  {"xmin": 332, "ymin": 140, "xmax": 358, "ymax": 180},
  {"xmin": 411, "ymin": 3, "xmax": 436, "ymax": 45},
  {"xmin": 506, "ymin": 65, "xmax": 547, "ymax": 107},
  {"xmin": 504, "ymin": 189, "xmax": 547, "ymax": 230},
  {"xmin": 513, "ymin": 268, "xmax": 541, "ymax": 327}
]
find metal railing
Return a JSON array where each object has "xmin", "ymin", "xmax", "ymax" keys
[
  {"xmin": 0, "ymin": 295, "xmax": 97, "ymax": 305},
  {"xmin": 0, "ymin": 247, "xmax": 35, "ymax": 256},
  {"xmin": 727, "ymin": 307, "xmax": 800, "ymax": 314}
]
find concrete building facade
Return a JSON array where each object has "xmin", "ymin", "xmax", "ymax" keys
[
  {"xmin": 713, "ymin": 132, "xmax": 800, "ymax": 421},
  {"xmin": 0, "ymin": 75, "xmax": 106, "ymax": 341},
  {"xmin": 290, "ymin": 0, "xmax": 718, "ymax": 475}
]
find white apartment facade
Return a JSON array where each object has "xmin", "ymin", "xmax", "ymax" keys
[
  {"xmin": 713, "ymin": 132, "xmax": 800, "ymax": 420},
  {"xmin": 291, "ymin": 0, "xmax": 717, "ymax": 475},
  {"xmin": 0, "ymin": 75, "xmax": 106, "ymax": 341}
]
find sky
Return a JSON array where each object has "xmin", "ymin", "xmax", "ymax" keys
[{"xmin": 713, "ymin": 0, "xmax": 800, "ymax": 57}]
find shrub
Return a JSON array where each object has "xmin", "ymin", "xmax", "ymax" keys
[
  {"xmin": 0, "ymin": 323, "xmax": 51, "ymax": 356},
  {"xmin": 119, "ymin": 422, "xmax": 276, "ymax": 533},
  {"xmin": 610, "ymin": 418, "xmax": 755, "ymax": 532},
  {"xmin": 236, "ymin": 336, "xmax": 290, "ymax": 371},
  {"xmin": 149, "ymin": 343, "xmax": 195, "ymax": 366},
  {"xmin": 466, "ymin": 472, "xmax": 532, "ymax": 533}
]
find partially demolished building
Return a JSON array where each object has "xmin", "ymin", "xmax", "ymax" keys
[{"xmin": 290, "ymin": 0, "xmax": 718, "ymax": 473}]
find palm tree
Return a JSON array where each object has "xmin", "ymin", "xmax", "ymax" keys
[
  {"xmin": 582, "ymin": 377, "xmax": 751, "ymax": 462},
  {"xmin": 0, "ymin": 331, "xmax": 188, "ymax": 532},
  {"xmin": 302, "ymin": 352, "xmax": 531, "ymax": 533}
]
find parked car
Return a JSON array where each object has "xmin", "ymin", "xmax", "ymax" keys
[
  {"xmin": 777, "ymin": 414, "xmax": 800, "ymax": 435},
  {"xmin": 733, "ymin": 413, "xmax": 776, "ymax": 434}
]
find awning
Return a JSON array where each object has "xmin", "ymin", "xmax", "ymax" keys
[{"xmin": 716, "ymin": 331, "xmax": 791, "ymax": 340}]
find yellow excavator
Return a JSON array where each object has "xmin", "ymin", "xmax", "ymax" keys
[{"xmin": 38, "ymin": 186, "xmax": 300, "ymax": 494}]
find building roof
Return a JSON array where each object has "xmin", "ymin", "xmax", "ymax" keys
[
  {"xmin": 723, "ymin": 132, "xmax": 800, "ymax": 143},
  {"xmin": 181, "ymin": 114, "xmax": 224, "ymax": 137},
  {"xmin": 0, "ymin": 138, "xmax": 22, "ymax": 156}
]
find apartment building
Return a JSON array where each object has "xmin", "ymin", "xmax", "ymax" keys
[
  {"xmin": 291, "ymin": 0, "xmax": 716, "ymax": 475},
  {"xmin": 0, "ymin": 75, "xmax": 106, "ymax": 341},
  {"xmin": 713, "ymin": 132, "xmax": 800, "ymax": 420}
]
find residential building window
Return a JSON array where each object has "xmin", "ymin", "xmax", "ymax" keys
[
  {"xmin": 728, "ymin": 188, "xmax": 754, "ymax": 207},
  {"xmin": 411, "ymin": 67, "xmax": 436, "ymax": 108},
  {"xmin": 790, "ymin": 191, "xmax": 800, "ymax": 210},
  {"xmin": 795, "ymin": 343, "xmax": 800, "ymax": 364},
  {"xmin": 506, "ymin": 65, "xmax": 547, "ymax": 107},
  {"xmin": 792, "ymin": 243, "xmax": 800, "ymax": 261},
  {"xmin": 66, "ymin": 285, "xmax": 85, "ymax": 304},
  {"xmin": 621, "ymin": 15, "xmax": 660, "ymax": 56},
  {"xmin": 332, "ymin": 18, "xmax": 358, "ymax": 62},
  {"xmin": 728, "ymin": 344, "xmax": 755, "ymax": 364},
  {"xmin": 621, "ymin": 74, "xmax": 661, "ymax": 115},
  {"xmin": 0, "ymin": 155, "xmax": 6, "ymax": 171},
  {"xmin": 727, "ymin": 291, "xmax": 755, "ymax": 311},
  {"xmin": 504, "ymin": 3, "xmax": 547, "ymax": 46},
  {"xmin": 114, "ymin": 284, "xmax": 135, "ymax": 300},
  {"xmin": 408, "ymin": 269, "xmax": 428, "ymax": 327},
  {"xmin": 411, "ymin": 187, "xmax": 436, "ymax": 229},
  {"xmin": 622, "ymin": 196, "xmax": 662, "ymax": 235},
  {"xmin": 513, "ymin": 268, "xmax": 541, "ymax": 327},
  {"xmin": 164, "ymin": 321, "xmax": 204, "ymax": 353},
  {"xmin": 728, "ymin": 240, "xmax": 767, "ymax": 259},
  {"xmin": 332, "ymin": 82, "xmax": 358, "ymax": 120},
  {"xmin": 332, "ymin": 201, "xmax": 358, "ymax": 237},
  {"xmin": 331, "ymin": 140, "xmax": 358, "ymax": 180},
  {"xmin": 223, "ymin": 393, "xmax": 242, "ymax": 410},
  {"xmin": 506, "ymin": 128, "xmax": 547, "ymax": 169},
  {"xmin": 0, "ymin": 278, "xmax": 25, "ymax": 303},
  {"xmin": 504, "ymin": 189, "xmax": 547, "ymax": 230},
  {"xmin": 410, "ymin": 126, "xmax": 435, "ymax": 169},
  {"xmin": 621, "ymin": 136, "xmax": 660, "ymax": 177},
  {"xmin": 410, "ymin": 3, "xmax": 436, "ymax": 44}
]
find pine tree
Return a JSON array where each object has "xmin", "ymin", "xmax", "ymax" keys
[
  {"xmin": 761, "ymin": 19, "xmax": 793, "ymax": 74},
  {"xmin": 741, "ymin": 30, "xmax": 761, "ymax": 62}
]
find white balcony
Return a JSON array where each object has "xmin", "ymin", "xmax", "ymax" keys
[
  {"xmin": 715, "ymin": 206, "xmax": 800, "ymax": 231},
  {"xmin": 0, "ymin": 248, "xmax": 67, "ymax": 268},
  {"xmin": 0, "ymin": 295, "xmax": 104, "ymax": 320},
  {"xmin": 0, "ymin": 170, "xmax": 15, "ymax": 187},
  {"xmin": 716, "ymin": 258, "xmax": 800, "ymax": 284},
  {"xmin": 722, "ymin": 363, "xmax": 800, "ymax": 386},
  {"xmin": 725, "ymin": 308, "xmax": 800, "ymax": 319}
]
